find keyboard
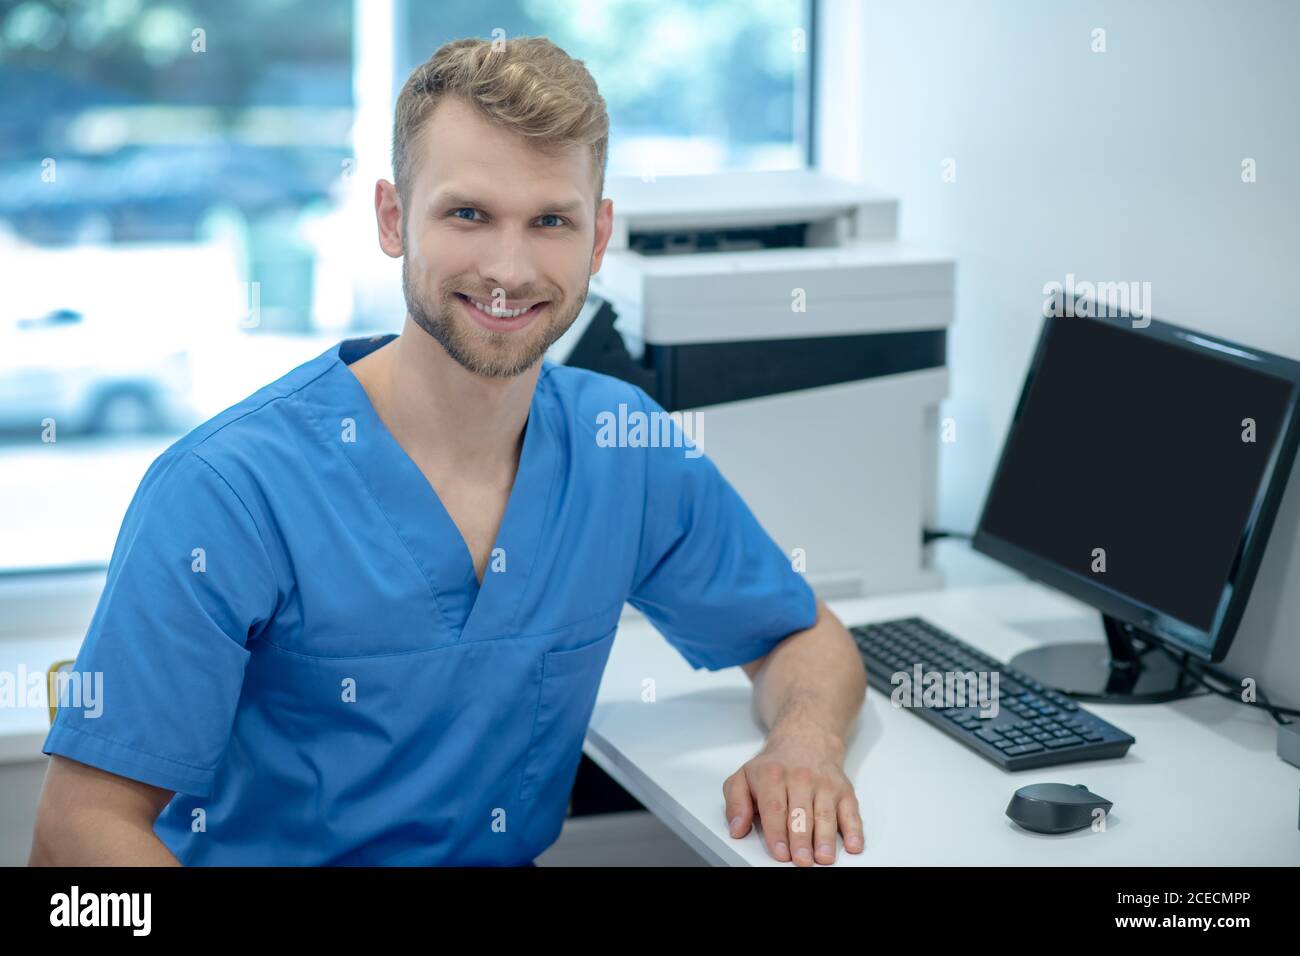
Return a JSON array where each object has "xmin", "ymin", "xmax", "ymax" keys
[{"xmin": 849, "ymin": 616, "xmax": 1136, "ymax": 771}]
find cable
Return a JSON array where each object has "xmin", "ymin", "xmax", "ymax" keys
[
  {"xmin": 922, "ymin": 528, "xmax": 973, "ymax": 545},
  {"xmin": 1151, "ymin": 641, "xmax": 1299, "ymax": 725}
]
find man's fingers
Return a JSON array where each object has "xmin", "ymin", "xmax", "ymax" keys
[
  {"xmin": 784, "ymin": 768, "xmax": 816, "ymax": 866},
  {"xmin": 727, "ymin": 763, "xmax": 864, "ymax": 865},
  {"xmin": 813, "ymin": 787, "xmax": 839, "ymax": 864},
  {"xmin": 838, "ymin": 792, "xmax": 865, "ymax": 853},
  {"xmin": 722, "ymin": 772, "xmax": 754, "ymax": 838},
  {"xmin": 752, "ymin": 764, "xmax": 791, "ymax": 862}
]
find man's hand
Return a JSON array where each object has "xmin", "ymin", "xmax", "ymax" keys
[
  {"xmin": 723, "ymin": 721, "xmax": 864, "ymax": 866},
  {"xmin": 729, "ymin": 599, "xmax": 867, "ymax": 865}
]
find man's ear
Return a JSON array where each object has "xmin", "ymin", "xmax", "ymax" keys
[
  {"xmin": 589, "ymin": 197, "xmax": 614, "ymax": 275},
  {"xmin": 375, "ymin": 180, "xmax": 405, "ymax": 259}
]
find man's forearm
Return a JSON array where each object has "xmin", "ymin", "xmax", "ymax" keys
[{"xmin": 749, "ymin": 600, "xmax": 867, "ymax": 755}]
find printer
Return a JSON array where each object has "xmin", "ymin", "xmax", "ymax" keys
[{"xmin": 548, "ymin": 170, "xmax": 955, "ymax": 598}]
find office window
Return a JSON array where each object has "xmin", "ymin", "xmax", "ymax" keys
[
  {"xmin": 0, "ymin": 0, "xmax": 814, "ymax": 573},
  {"xmin": 0, "ymin": 0, "xmax": 355, "ymax": 572},
  {"xmin": 402, "ymin": 0, "xmax": 814, "ymax": 176}
]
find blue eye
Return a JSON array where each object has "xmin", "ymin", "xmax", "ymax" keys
[
  {"xmin": 537, "ymin": 214, "xmax": 565, "ymax": 228},
  {"xmin": 450, "ymin": 208, "xmax": 480, "ymax": 221}
]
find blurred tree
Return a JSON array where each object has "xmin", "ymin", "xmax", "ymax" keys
[
  {"xmin": 0, "ymin": 0, "xmax": 352, "ymax": 110},
  {"xmin": 403, "ymin": 0, "xmax": 806, "ymax": 166}
]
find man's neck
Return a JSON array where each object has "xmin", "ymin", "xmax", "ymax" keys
[{"xmin": 353, "ymin": 316, "xmax": 541, "ymax": 477}]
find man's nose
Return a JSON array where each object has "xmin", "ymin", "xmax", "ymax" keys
[{"xmin": 478, "ymin": 226, "xmax": 538, "ymax": 297}]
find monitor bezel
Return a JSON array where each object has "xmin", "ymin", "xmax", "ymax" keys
[{"xmin": 971, "ymin": 304, "xmax": 1300, "ymax": 663}]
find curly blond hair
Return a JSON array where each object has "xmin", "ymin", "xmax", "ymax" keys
[{"xmin": 392, "ymin": 36, "xmax": 609, "ymax": 214}]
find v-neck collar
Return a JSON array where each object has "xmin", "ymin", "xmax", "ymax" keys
[{"xmin": 319, "ymin": 334, "xmax": 559, "ymax": 643}]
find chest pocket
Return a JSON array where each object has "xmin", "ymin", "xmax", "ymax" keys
[{"xmin": 518, "ymin": 626, "xmax": 618, "ymax": 803}]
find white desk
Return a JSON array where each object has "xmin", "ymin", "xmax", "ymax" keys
[{"xmin": 585, "ymin": 547, "xmax": 1300, "ymax": 866}]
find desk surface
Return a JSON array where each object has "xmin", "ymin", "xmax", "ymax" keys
[{"xmin": 586, "ymin": 547, "xmax": 1300, "ymax": 866}]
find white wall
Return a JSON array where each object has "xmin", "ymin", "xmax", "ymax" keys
[{"xmin": 819, "ymin": 0, "xmax": 1300, "ymax": 694}]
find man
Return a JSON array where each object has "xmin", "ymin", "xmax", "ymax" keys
[{"xmin": 30, "ymin": 36, "xmax": 866, "ymax": 867}]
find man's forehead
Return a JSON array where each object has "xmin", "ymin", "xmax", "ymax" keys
[{"xmin": 415, "ymin": 96, "xmax": 593, "ymax": 210}]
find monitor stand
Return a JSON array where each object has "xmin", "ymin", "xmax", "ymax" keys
[{"xmin": 1007, "ymin": 614, "xmax": 1199, "ymax": 704}]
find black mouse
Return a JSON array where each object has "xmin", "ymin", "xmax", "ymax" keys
[{"xmin": 1006, "ymin": 782, "xmax": 1112, "ymax": 834}]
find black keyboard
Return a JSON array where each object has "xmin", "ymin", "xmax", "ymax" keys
[{"xmin": 850, "ymin": 616, "xmax": 1136, "ymax": 771}]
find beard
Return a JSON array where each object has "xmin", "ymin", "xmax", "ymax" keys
[{"xmin": 402, "ymin": 256, "xmax": 588, "ymax": 379}]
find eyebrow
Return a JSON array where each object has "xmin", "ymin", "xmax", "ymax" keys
[{"xmin": 434, "ymin": 192, "xmax": 585, "ymax": 216}]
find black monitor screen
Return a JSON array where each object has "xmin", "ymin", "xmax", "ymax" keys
[{"xmin": 978, "ymin": 315, "xmax": 1295, "ymax": 636}]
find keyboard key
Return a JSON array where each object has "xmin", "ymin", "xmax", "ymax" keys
[{"xmin": 1006, "ymin": 743, "xmax": 1044, "ymax": 755}]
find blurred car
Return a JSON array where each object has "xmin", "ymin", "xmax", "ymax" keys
[{"xmin": 0, "ymin": 308, "xmax": 195, "ymax": 435}]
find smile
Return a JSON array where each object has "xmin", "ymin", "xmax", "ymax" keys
[{"xmin": 455, "ymin": 293, "xmax": 548, "ymax": 331}]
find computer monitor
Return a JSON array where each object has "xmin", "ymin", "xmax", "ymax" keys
[{"xmin": 972, "ymin": 303, "xmax": 1300, "ymax": 703}]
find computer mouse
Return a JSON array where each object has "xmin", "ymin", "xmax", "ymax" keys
[{"xmin": 1006, "ymin": 782, "xmax": 1112, "ymax": 834}]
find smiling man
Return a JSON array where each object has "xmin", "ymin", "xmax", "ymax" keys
[{"xmin": 31, "ymin": 37, "xmax": 867, "ymax": 868}]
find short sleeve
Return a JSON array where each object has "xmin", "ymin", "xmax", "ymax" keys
[
  {"xmin": 42, "ymin": 448, "xmax": 277, "ymax": 797},
  {"xmin": 627, "ymin": 387, "xmax": 817, "ymax": 671}
]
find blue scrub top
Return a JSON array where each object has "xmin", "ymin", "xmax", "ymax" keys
[{"xmin": 43, "ymin": 334, "xmax": 816, "ymax": 865}]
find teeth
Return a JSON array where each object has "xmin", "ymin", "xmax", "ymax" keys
[{"xmin": 468, "ymin": 296, "xmax": 533, "ymax": 318}]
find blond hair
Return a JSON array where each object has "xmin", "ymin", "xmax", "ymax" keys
[{"xmin": 392, "ymin": 36, "xmax": 609, "ymax": 215}]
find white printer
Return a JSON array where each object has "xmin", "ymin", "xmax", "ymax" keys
[{"xmin": 549, "ymin": 170, "xmax": 954, "ymax": 598}]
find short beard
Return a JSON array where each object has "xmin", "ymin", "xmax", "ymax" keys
[{"xmin": 402, "ymin": 256, "xmax": 586, "ymax": 379}]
